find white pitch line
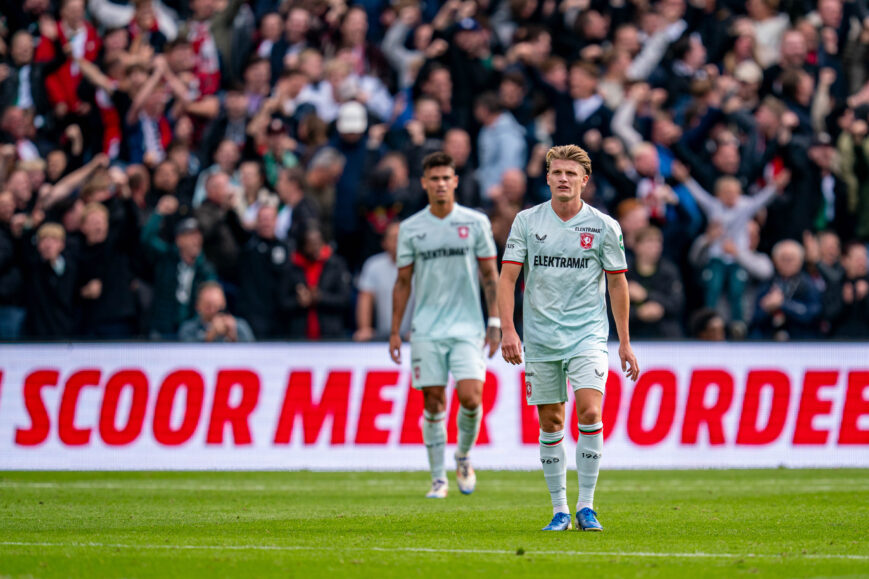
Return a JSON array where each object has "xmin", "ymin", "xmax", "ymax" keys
[
  {"xmin": 0, "ymin": 541, "xmax": 867, "ymax": 561},
  {"xmin": 0, "ymin": 481, "xmax": 865, "ymax": 493}
]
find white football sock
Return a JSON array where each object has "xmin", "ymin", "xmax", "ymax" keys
[
  {"xmin": 455, "ymin": 405, "xmax": 481, "ymax": 457},
  {"xmin": 539, "ymin": 429, "xmax": 568, "ymax": 514},
  {"xmin": 576, "ymin": 422, "xmax": 603, "ymax": 511},
  {"xmin": 423, "ymin": 410, "xmax": 447, "ymax": 481}
]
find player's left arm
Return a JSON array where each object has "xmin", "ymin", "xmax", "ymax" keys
[
  {"xmin": 475, "ymin": 215, "xmax": 501, "ymax": 358},
  {"xmin": 601, "ymin": 217, "xmax": 639, "ymax": 381},
  {"xmin": 478, "ymin": 257, "xmax": 501, "ymax": 358},
  {"xmin": 607, "ymin": 272, "xmax": 640, "ymax": 381}
]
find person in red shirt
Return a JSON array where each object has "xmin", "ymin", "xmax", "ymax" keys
[{"xmin": 34, "ymin": 0, "xmax": 101, "ymax": 118}]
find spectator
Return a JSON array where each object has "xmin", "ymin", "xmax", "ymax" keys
[
  {"xmin": 330, "ymin": 101, "xmax": 375, "ymax": 271},
  {"xmin": 0, "ymin": 31, "xmax": 51, "ymax": 119},
  {"xmin": 237, "ymin": 204, "xmax": 291, "ymax": 339},
  {"xmin": 681, "ymin": 167, "xmax": 790, "ymax": 325},
  {"xmin": 179, "ymin": 281, "xmax": 254, "ymax": 342},
  {"xmin": 0, "ymin": 191, "xmax": 25, "ymax": 338},
  {"xmin": 141, "ymin": 197, "xmax": 216, "ymax": 339},
  {"xmin": 689, "ymin": 307, "xmax": 727, "ymax": 341},
  {"xmin": 433, "ymin": 128, "xmax": 478, "ymax": 209},
  {"xmin": 77, "ymin": 199, "xmax": 139, "ymax": 338},
  {"xmin": 627, "ymin": 226, "xmax": 684, "ymax": 338},
  {"xmin": 20, "ymin": 223, "xmax": 80, "ymax": 338},
  {"xmin": 752, "ymin": 240, "xmax": 822, "ymax": 340},
  {"xmin": 354, "ymin": 221, "xmax": 410, "ymax": 341},
  {"xmin": 828, "ymin": 242, "xmax": 869, "ymax": 337},
  {"xmin": 275, "ymin": 167, "xmax": 318, "ymax": 244},
  {"xmin": 474, "ymin": 92, "xmax": 527, "ymax": 201},
  {"xmin": 286, "ymin": 226, "xmax": 352, "ymax": 339},
  {"xmin": 194, "ymin": 171, "xmax": 246, "ymax": 284}
]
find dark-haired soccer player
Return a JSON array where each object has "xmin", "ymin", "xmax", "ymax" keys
[
  {"xmin": 390, "ymin": 152, "xmax": 501, "ymax": 499},
  {"xmin": 498, "ymin": 145, "xmax": 640, "ymax": 531}
]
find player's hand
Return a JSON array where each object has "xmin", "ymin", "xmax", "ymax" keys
[
  {"xmin": 501, "ymin": 327, "xmax": 523, "ymax": 365},
  {"xmin": 619, "ymin": 342, "xmax": 639, "ymax": 381},
  {"xmin": 389, "ymin": 332, "xmax": 402, "ymax": 364},
  {"xmin": 485, "ymin": 326, "xmax": 501, "ymax": 359}
]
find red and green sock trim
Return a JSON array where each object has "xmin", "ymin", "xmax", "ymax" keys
[{"xmin": 579, "ymin": 424, "xmax": 603, "ymax": 436}]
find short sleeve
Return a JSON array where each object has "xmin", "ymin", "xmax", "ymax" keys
[
  {"xmin": 601, "ymin": 218, "xmax": 628, "ymax": 273},
  {"xmin": 396, "ymin": 222, "xmax": 415, "ymax": 268},
  {"xmin": 358, "ymin": 257, "xmax": 377, "ymax": 292},
  {"xmin": 475, "ymin": 215, "xmax": 497, "ymax": 259},
  {"xmin": 502, "ymin": 213, "xmax": 527, "ymax": 266}
]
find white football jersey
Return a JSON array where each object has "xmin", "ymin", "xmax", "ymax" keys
[
  {"xmin": 397, "ymin": 204, "xmax": 497, "ymax": 341},
  {"xmin": 503, "ymin": 201, "xmax": 627, "ymax": 361}
]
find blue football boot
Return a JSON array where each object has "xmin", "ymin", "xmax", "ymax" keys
[
  {"xmin": 576, "ymin": 507, "xmax": 603, "ymax": 531},
  {"xmin": 542, "ymin": 512, "xmax": 572, "ymax": 531}
]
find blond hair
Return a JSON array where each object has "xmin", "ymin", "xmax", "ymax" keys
[
  {"xmin": 546, "ymin": 145, "xmax": 592, "ymax": 176},
  {"xmin": 36, "ymin": 223, "xmax": 66, "ymax": 243},
  {"xmin": 81, "ymin": 202, "xmax": 109, "ymax": 225}
]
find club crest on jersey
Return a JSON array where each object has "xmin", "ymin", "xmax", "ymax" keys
[
  {"xmin": 580, "ymin": 232, "xmax": 595, "ymax": 249},
  {"xmin": 458, "ymin": 226, "xmax": 469, "ymax": 239}
]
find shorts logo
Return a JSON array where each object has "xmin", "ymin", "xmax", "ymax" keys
[
  {"xmin": 525, "ymin": 380, "xmax": 532, "ymax": 397},
  {"xmin": 414, "ymin": 366, "xmax": 421, "ymax": 380},
  {"xmin": 594, "ymin": 369, "xmax": 605, "ymax": 378},
  {"xmin": 458, "ymin": 226, "xmax": 469, "ymax": 239},
  {"xmin": 580, "ymin": 233, "xmax": 595, "ymax": 249}
]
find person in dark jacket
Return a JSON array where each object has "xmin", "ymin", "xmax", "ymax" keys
[
  {"xmin": 626, "ymin": 226, "xmax": 684, "ymax": 338},
  {"xmin": 827, "ymin": 242, "xmax": 869, "ymax": 338},
  {"xmin": 0, "ymin": 190, "xmax": 24, "ymax": 338},
  {"xmin": 274, "ymin": 167, "xmax": 318, "ymax": 246},
  {"xmin": 76, "ymin": 200, "xmax": 139, "ymax": 338},
  {"xmin": 20, "ymin": 223, "xmax": 80, "ymax": 339},
  {"xmin": 194, "ymin": 171, "xmax": 247, "ymax": 284},
  {"xmin": 285, "ymin": 225, "xmax": 352, "ymax": 339},
  {"xmin": 238, "ymin": 204, "xmax": 292, "ymax": 339},
  {"xmin": 752, "ymin": 239, "xmax": 821, "ymax": 340},
  {"xmin": 141, "ymin": 196, "xmax": 217, "ymax": 339}
]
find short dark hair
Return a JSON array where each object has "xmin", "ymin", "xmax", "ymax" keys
[
  {"xmin": 474, "ymin": 92, "xmax": 502, "ymax": 114},
  {"xmin": 422, "ymin": 152, "xmax": 455, "ymax": 173}
]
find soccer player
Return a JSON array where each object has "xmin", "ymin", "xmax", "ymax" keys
[
  {"xmin": 390, "ymin": 152, "xmax": 501, "ymax": 499},
  {"xmin": 497, "ymin": 145, "xmax": 640, "ymax": 531}
]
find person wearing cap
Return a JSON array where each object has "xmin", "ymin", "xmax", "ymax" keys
[
  {"xmin": 330, "ymin": 100, "xmax": 375, "ymax": 271},
  {"xmin": 141, "ymin": 195, "xmax": 217, "ymax": 339},
  {"xmin": 262, "ymin": 117, "xmax": 300, "ymax": 188},
  {"xmin": 20, "ymin": 223, "xmax": 80, "ymax": 338}
]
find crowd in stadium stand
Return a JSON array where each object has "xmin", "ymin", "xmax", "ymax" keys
[{"xmin": 1, "ymin": 0, "xmax": 869, "ymax": 342}]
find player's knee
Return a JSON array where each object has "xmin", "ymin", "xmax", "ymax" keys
[
  {"xmin": 539, "ymin": 415, "xmax": 564, "ymax": 432},
  {"xmin": 423, "ymin": 390, "xmax": 447, "ymax": 413},
  {"xmin": 577, "ymin": 407, "xmax": 602, "ymax": 426},
  {"xmin": 457, "ymin": 395, "xmax": 480, "ymax": 411}
]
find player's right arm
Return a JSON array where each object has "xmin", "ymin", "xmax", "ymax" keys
[
  {"xmin": 498, "ymin": 262, "xmax": 523, "ymax": 365},
  {"xmin": 499, "ymin": 213, "xmax": 527, "ymax": 365},
  {"xmin": 390, "ymin": 222, "xmax": 416, "ymax": 364},
  {"xmin": 389, "ymin": 264, "xmax": 413, "ymax": 363}
]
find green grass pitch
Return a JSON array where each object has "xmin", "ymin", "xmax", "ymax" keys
[{"xmin": 1, "ymin": 469, "xmax": 867, "ymax": 578}]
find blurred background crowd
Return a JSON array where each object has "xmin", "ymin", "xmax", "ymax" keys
[{"xmin": 1, "ymin": 0, "xmax": 869, "ymax": 342}]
